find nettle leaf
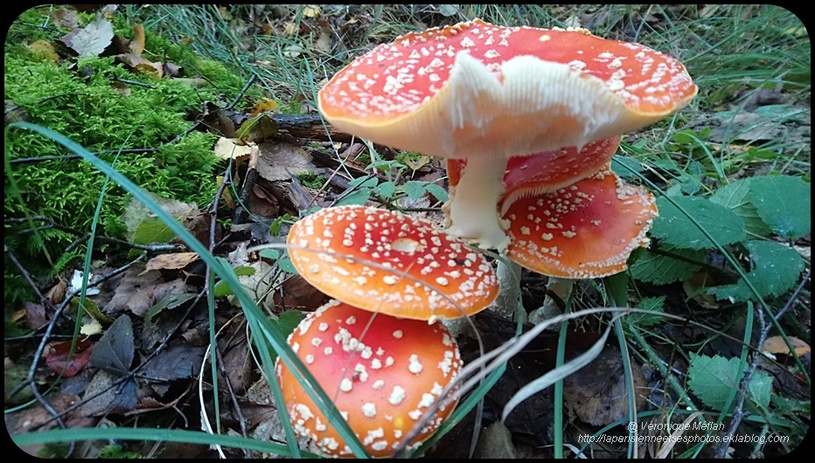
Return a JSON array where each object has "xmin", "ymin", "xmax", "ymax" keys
[
  {"xmin": 651, "ymin": 196, "xmax": 745, "ymax": 249},
  {"xmin": 748, "ymin": 175, "xmax": 811, "ymax": 240},
  {"xmin": 687, "ymin": 354, "xmax": 773, "ymax": 412},
  {"xmin": 376, "ymin": 180, "xmax": 396, "ymax": 199},
  {"xmin": 708, "ymin": 240, "xmax": 805, "ymax": 302},
  {"xmin": 626, "ymin": 296, "xmax": 666, "ymax": 327},
  {"xmin": 629, "ymin": 245, "xmax": 706, "ymax": 285},
  {"xmin": 709, "ymin": 178, "xmax": 773, "ymax": 237}
]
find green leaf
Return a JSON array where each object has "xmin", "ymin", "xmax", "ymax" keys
[
  {"xmin": 610, "ymin": 155, "xmax": 643, "ymax": 180},
  {"xmin": 260, "ymin": 248, "xmax": 281, "ymax": 260},
  {"xmin": 650, "ymin": 196, "xmax": 745, "ymax": 249},
  {"xmin": 708, "ymin": 240, "xmax": 805, "ymax": 302},
  {"xmin": 625, "ymin": 296, "xmax": 666, "ymax": 327},
  {"xmin": 629, "ymin": 246, "xmax": 706, "ymax": 285},
  {"xmin": 748, "ymin": 176, "xmax": 810, "ymax": 239},
  {"xmin": 336, "ymin": 189, "xmax": 371, "ymax": 206},
  {"xmin": 145, "ymin": 292, "xmax": 196, "ymax": 323},
  {"xmin": 131, "ymin": 217, "xmax": 177, "ymax": 245},
  {"xmin": 687, "ymin": 354, "xmax": 773, "ymax": 412},
  {"xmin": 424, "ymin": 183, "xmax": 448, "ymax": 202},
  {"xmin": 278, "ymin": 257, "xmax": 298, "ymax": 275},
  {"xmin": 709, "ymin": 178, "xmax": 773, "ymax": 237},
  {"xmin": 376, "ymin": 180, "xmax": 396, "ymax": 199},
  {"xmin": 402, "ymin": 181, "xmax": 428, "ymax": 199}
]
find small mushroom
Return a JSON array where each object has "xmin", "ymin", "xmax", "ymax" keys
[
  {"xmin": 275, "ymin": 300, "xmax": 462, "ymax": 458},
  {"xmin": 318, "ymin": 19, "xmax": 697, "ymax": 250},
  {"xmin": 286, "ymin": 205, "xmax": 499, "ymax": 321},
  {"xmin": 501, "ymin": 164, "xmax": 658, "ymax": 278}
]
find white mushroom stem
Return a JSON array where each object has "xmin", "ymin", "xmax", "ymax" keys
[
  {"xmin": 489, "ymin": 259, "xmax": 523, "ymax": 320},
  {"xmin": 528, "ymin": 277, "xmax": 575, "ymax": 325},
  {"xmin": 446, "ymin": 155, "xmax": 510, "ymax": 251}
]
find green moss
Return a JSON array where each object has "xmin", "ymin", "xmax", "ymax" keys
[{"xmin": 4, "ymin": 7, "xmax": 254, "ymax": 271}]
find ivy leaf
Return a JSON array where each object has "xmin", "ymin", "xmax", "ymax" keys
[
  {"xmin": 687, "ymin": 354, "xmax": 773, "ymax": 412},
  {"xmin": 709, "ymin": 178, "xmax": 773, "ymax": 237},
  {"xmin": 748, "ymin": 175, "xmax": 811, "ymax": 240},
  {"xmin": 708, "ymin": 240, "xmax": 805, "ymax": 302},
  {"xmin": 629, "ymin": 245, "xmax": 706, "ymax": 285},
  {"xmin": 650, "ymin": 196, "xmax": 745, "ymax": 249}
]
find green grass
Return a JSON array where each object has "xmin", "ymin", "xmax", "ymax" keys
[{"xmin": 5, "ymin": 4, "xmax": 809, "ymax": 459}]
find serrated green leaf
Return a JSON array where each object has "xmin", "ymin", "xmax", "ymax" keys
[
  {"xmin": 424, "ymin": 183, "xmax": 448, "ymax": 202},
  {"xmin": 748, "ymin": 176, "xmax": 810, "ymax": 239},
  {"xmin": 629, "ymin": 246, "xmax": 706, "ymax": 285},
  {"xmin": 687, "ymin": 354, "xmax": 772, "ymax": 412},
  {"xmin": 336, "ymin": 189, "xmax": 371, "ymax": 206},
  {"xmin": 402, "ymin": 181, "xmax": 428, "ymax": 199},
  {"xmin": 651, "ymin": 196, "xmax": 746, "ymax": 249},
  {"xmin": 708, "ymin": 240, "xmax": 805, "ymax": 302},
  {"xmin": 376, "ymin": 181, "xmax": 396, "ymax": 199},
  {"xmin": 278, "ymin": 257, "xmax": 298, "ymax": 275},
  {"xmin": 709, "ymin": 179, "xmax": 773, "ymax": 237},
  {"xmin": 625, "ymin": 296, "xmax": 665, "ymax": 327}
]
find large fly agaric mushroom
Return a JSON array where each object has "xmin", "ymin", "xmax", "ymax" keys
[
  {"xmin": 286, "ymin": 205, "xmax": 499, "ymax": 321},
  {"xmin": 275, "ymin": 300, "xmax": 462, "ymax": 457},
  {"xmin": 318, "ymin": 19, "xmax": 697, "ymax": 250}
]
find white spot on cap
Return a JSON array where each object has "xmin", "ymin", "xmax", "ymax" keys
[
  {"xmin": 409, "ymin": 354, "xmax": 423, "ymax": 374},
  {"xmin": 389, "ymin": 386, "xmax": 406, "ymax": 405},
  {"xmin": 362, "ymin": 402, "xmax": 377, "ymax": 417}
]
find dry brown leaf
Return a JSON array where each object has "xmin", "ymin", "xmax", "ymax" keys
[
  {"xmin": 213, "ymin": 137, "xmax": 253, "ymax": 161},
  {"xmin": 27, "ymin": 40, "xmax": 60, "ymax": 64},
  {"xmin": 130, "ymin": 24, "xmax": 145, "ymax": 56},
  {"xmin": 256, "ymin": 141, "xmax": 315, "ymax": 182},
  {"xmin": 762, "ymin": 336, "xmax": 810, "ymax": 356},
  {"xmin": 143, "ymin": 252, "xmax": 200, "ymax": 274}
]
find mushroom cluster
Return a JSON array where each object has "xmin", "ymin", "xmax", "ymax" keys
[
  {"xmin": 276, "ymin": 205, "xmax": 499, "ymax": 457},
  {"xmin": 318, "ymin": 19, "xmax": 697, "ymax": 252}
]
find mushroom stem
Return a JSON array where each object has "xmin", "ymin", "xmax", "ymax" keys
[
  {"xmin": 528, "ymin": 277, "xmax": 574, "ymax": 325},
  {"xmin": 489, "ymin": 259, "xmax": 523, "ymax": 320},
  {"xmin": 446, "ymin": 155, "xmax": 510, "ymax": 251}
]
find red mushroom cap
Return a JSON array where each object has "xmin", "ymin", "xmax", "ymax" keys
[
  {"xmin": 502, "ymin": 164, "xmax": 658, "ymax": 278},
  {"xmin": 318, "ymin": 19, "xmax": 695, "ymax": 250},
  {"xmin": 275, "ymin": 300, "xmax": 461, "ymax": 458},
  {"xmin": 447, "ymin": 136, "xmax": 621, "ymax": 210},
  {"xmin": 319, "ymin": 18, "xmax": 696, "ymax": 160},
  {"xmin": 286, "ymin": 205, "xmax": 499, "ymax": 320}
]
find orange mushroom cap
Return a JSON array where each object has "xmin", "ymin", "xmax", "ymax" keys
[
  {"xmin": 502, "ymin": 164, "xmax": 658, "ymax": 278},
  {"xmin": 286, "ymin": 205, "xmax": 499, "ymax": 320},
  {"xmin": 275, "ymin": 300, "xmax": 461, "ymax": 458},
  {"xmin": 318, "ymin": 19, "xmax": 696, "ymax": 250}
]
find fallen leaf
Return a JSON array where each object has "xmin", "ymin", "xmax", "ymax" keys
[
  {"xmin": 27, "ymin": 40, "xmax": 60, "ymax": 64},
  {"xmin": 213, "ymin": 137, "xmax": 253, "ymax": 161},
  {"xmin": 130, "ymin": 24, "xmax": 145, "ymax": 56},
  {"xmin": 79, "ymin": 370, "xmax": 138, "ymax": 416},
  {"xmin": 80, "ymin": 317, "xmax": 104, "ymax": 336},
  {"xmin": 256, "ymin": 141, "xmax": 315, "ymax": 182},
  {"xmin": 89, "ymin": 315, "xmax": 134, "ymax": 374},
  {"xmin": 44, "ymin": 338, "xmax": 94, "ymax": 377},
  {"xmin": 563, "ymin": 348, "xmax": 647, "ymax": 427},
  {"xmin": 61, "ymin": 15, "xmax": 114, "ymax": 57},
  {"xmin": 249, "ymin": 98, "xmax": 279, "ymax": 117},
  {"xmin": 143, "ymin": 252, "xmax": 200, "ymax": 274},
  {"xmin": 45, "ymin": 278, "xmax": 68, "ymax": 305},
  {"xmin": 762, "ymin": 336, "xmax": 810, "ymax": 356}
]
